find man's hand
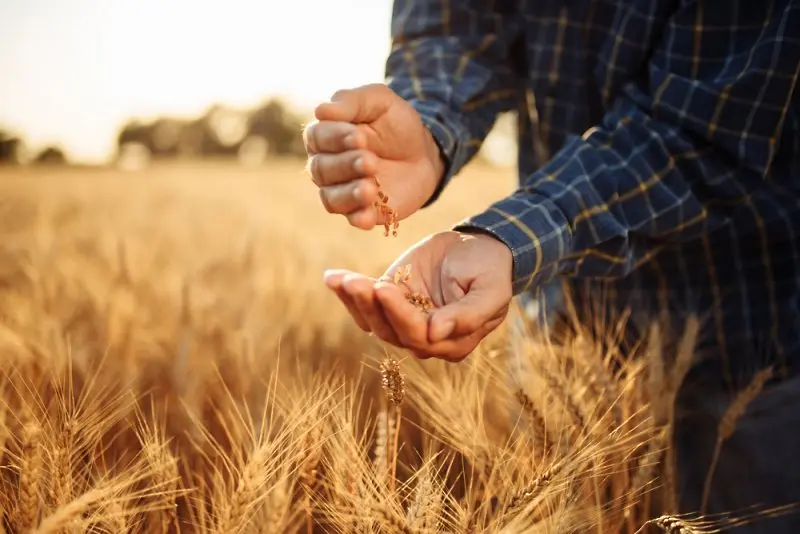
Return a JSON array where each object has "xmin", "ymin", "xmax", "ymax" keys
[
  {"xmin": 302, "ymin": 83, "xmax": 445, "ymax": 230},
  {"xmin": 322, "ymin": 231, "xmax": 514, "ymax": 362}
]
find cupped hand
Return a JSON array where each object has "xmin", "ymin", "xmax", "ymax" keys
[{"xmin": 323, "ymin": 230, "xmax": 514, "ymax": 362}]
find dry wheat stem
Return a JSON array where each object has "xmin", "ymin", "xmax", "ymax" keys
[
  {"xmin": 663, "ymin": 317, "xmax": 700, "ymax": 515},
  {"xmin": 700, "ymin": 365, "xmax": 774, "ymax": 514},
  {"xmin": 34, "ymin": 487, "xmax": 105, "ymax": 534},
  {"xmin": 372, "ymin": 410, "xmax": 389, "ymax": 485}
]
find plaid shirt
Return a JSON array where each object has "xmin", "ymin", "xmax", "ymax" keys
[{"xmin": 386, "ymin": 0, "xmax": 800, "ymax": 385}]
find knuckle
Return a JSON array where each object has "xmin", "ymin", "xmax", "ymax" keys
[
  {"xmin": 303, "ymin": 121, "xmax": 318, "ymax": 152},
  {"xmin": 368, "ymin": 82, "xmax": 389, "ymax": 94},
  {"xmin": 357, "ymin": 177, "xmax": 378, "ymax": 202},
  {"xmin": 319, "ymin": 189, "xmax": 335, "ymax": 213},
  {"xmin": 354, "ymin": 149, "xmax": 373, "ymax": 172},
  {"xmin": 331, "ymin": 89, "xmax": 349, "ymax": 102},
  {"xmin": 310, "ymin": 155, "xmax": 325, "ymax": 185}
]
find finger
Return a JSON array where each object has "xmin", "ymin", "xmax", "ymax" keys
[
  {"xmin": 323, "ymin": 269, "xmax": 370, "ymax": 332},
  {"xmin": 319, "ymin": 178, "xmax": 379, "ymax": 215},
  {"xmin": 308, "ymin": 150, "xmax": 380, "ymax": 187},
  {"xmin": 374, "ymin": 282, "xmax": 430, "ymax": 349},
  {"xmin": 346, "ymin": 208, "xmax": 378, "ymax": 230},
  {"xmin": 428, "ymin": 283, "xmax": 509, "ymax": 343},
  {"xmin": 334, "ymin": 286, "xmax": 371, "ymax": 333},
  {"xmin": 315, "ymin": 84, "xmax": 394, "ymax": 124},
  {"xmin": 416, "ymin": 317, "xmax": 505, "ymax": 362},
  {"xmin": 342, "ymin": 274, "xmax": 401, "ymax": 345},
  {"xmin": 303, "ymin": 120, "xmax": 359, "ymax": 154}
]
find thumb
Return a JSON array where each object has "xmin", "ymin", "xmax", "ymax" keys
[
  {"xmin": 315, "ymin": 84, "xmax": 393, "ymax": 124},
  {"xmin": 428, "ymin": 281, "xmax": 505, "ymax": 343}
]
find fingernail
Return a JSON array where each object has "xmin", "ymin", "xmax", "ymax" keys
[
  {"xmin": 430, "ymin": 319, "xmax": 455, "ymax": 342},
  {"xmin": 344, "ymin": 133, "xmax": 356, "ymax": 149},
  {"xmin": 353, "ymin": 186, "xmax": 361, "ymax": 200},
  {"xmin": 353, "ymin": 157, "xmax": 364, "ymax": 173}
]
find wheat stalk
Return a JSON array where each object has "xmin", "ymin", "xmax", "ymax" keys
[
  {"xmin": 34, "ymin": 488, "xmax": 105, "ymax": 534},
  {"xmin": 700, "ymin": 365, "xmax": 774, "ymax": 514}
]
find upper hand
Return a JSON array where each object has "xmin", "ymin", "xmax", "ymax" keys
[
  {"xmin": 323, "ymin": 230, "xmax": 514, "ymax": 362},
  {"xmin": 302, "ymin": 83, "xmax": 445, "ymax": 230}
]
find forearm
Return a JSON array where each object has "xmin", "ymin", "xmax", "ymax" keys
[
  {"xmin": 385, "ymin": 1, "xmax": 522, "ymax": 203},
  {"xmin": 455, "ymin": 100, "xmax": 765, "ymax": 295}
]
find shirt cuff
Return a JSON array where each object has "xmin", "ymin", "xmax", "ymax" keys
[{"xmin": 453, "ymin": 194, "xmax": 573, "ymax": 295}]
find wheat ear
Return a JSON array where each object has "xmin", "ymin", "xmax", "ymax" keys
[
  {"xmin": 380, "ymin": 357, "xmax": 405, "ymax": 493},
  {"xmin": 15, "ymin": 423, "xmax": 42, "ymax": 532}
]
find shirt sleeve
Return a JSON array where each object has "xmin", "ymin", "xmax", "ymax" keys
[
  {"xmin": 454, "ymin": 2, "xmax": 800, "ymax": 295},
  {"xmin": 385, "ymin": 0, "xmax": 523, "ymax": 205}
]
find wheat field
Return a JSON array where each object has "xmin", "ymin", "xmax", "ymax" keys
[{"xmin": 0, "ymin": 160, "xmax": 781, "ymax": 533}]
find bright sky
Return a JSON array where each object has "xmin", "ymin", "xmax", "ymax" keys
[{"xmin": 0, "ymin": 0, "xmax": 393, "ymax": 163}]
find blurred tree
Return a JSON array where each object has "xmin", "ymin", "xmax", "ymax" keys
[
  {"xmin": 117, "ymin": 118, "xmax": 189, "ymax": 160},
  {"xmin": 33, "ymin": 146, "xmax": 67, "ymax": 165},
  {"xmin": 117, "ymin": 120, "xmax": 153, "ymax": 151},
  {"xmin": 248, "ymin": 99, "xmax": 306, "ymax": 157},
  {"xmin": 150, "ymin": 117, "xmax": 189, "ymax": 157},
  {"xmin": 0, "ymin": 128, "xmax": 24, "ymax": 165},
  {"xmin": 205, "ymin": 104, "xmax": 248, "ymax": 155},
  {"xmin": 114, "ymin": 97, "xmax": 310, "ymax": 165}
]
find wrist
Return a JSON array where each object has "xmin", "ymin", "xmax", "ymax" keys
[
  {"xmin": 423, "ymin": 127, "xmax": 446, "ymax": 185},
  {"xmin": 458, "ymin": 227, "xmax": 514, "ymax": 268},
  {"xmin": 453, "ymin": 226, "xmax": 515, "ymax": 285},
  {"xmin": 459, "ymin": 227, "xmax": 511, "ymax": 249}
]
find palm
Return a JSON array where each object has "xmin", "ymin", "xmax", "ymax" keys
[
  {"xmin": 359, "ymin": 106, "xmax": 441, "ymax": 220},
  {"xmin": 364, "ymin": 101, "xmax": 429, "ymax": 161},
  {"xmin": 381, "ymin": 233, "xmax": 462, "ymax": 309}
]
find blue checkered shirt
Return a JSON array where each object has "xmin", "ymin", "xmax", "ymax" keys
[{"xmin": 385, "ymin": 0, "xmax": 800, "ymax": 386}]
